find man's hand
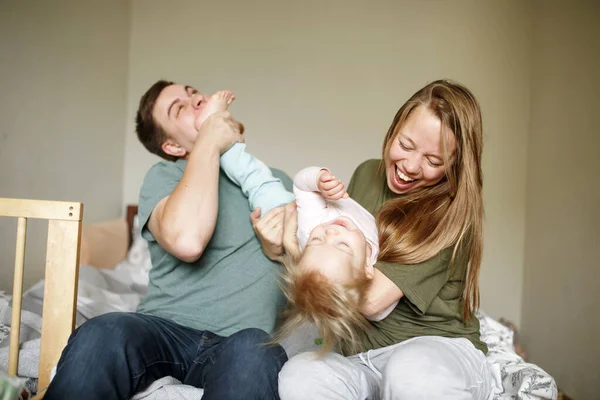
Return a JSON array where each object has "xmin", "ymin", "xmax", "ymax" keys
[
  {"xmin": 251, "ymin": 206, "xmax": 286, "ymax": 262},
  {"xmin": 194, "ymin": 111, "xmax": 245, "ymax": 155},
  {"xmin": 282, "ymin": 202, "xmax": 301, "ymax": 261},
  {"xmin": 317, "ymin": 170, "xmax": 348, "ymax": 200}
]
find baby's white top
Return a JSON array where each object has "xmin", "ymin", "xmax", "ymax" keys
[{"xmin": 294, "ymin": 166, "xmax": 379, "ymax": 267}]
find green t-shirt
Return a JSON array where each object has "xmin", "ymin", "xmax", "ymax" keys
[
  {"xmin": 136, "ymin": 159, "xmax": 291, "ymax": 337},
  {"xmin": 345, "ymin": 159, "xmax": 487, "ymax": 355}
]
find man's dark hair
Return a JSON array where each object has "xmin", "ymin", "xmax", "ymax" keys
[{"xmin": 135, "ymin": 80, "xmax": 177, "ymax": 161}]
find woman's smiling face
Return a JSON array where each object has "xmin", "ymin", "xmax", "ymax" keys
[{"xmin": 385, "ymin": 105, "xmax": 456, "ymax": 194}]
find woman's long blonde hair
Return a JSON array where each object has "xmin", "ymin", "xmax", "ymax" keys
[{"xmin": 377, "ymin": 79, "xmax": 484, "ymax": 320}]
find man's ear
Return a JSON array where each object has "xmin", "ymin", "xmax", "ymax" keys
[{"xmin": 162, "ymin": 140, "xmax": 187, "ymax": 158}]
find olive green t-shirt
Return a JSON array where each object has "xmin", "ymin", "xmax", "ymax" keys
[
  {"xmin": 345, "ymin": 159, "xmax": 487, "ymax": 355},
  {"xmin": 136, "ymin": 159, "xmax": 291, "ymax": 337}
]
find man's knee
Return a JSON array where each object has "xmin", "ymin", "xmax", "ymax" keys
[
  {"xmin": 383, "ymin": 339, "xmax": 468, "ymax": 398},
  {"xmin": 53, "ymin": 312, "xmax": 144, "ymax": 380},
  {"xmin": 70, "ymin": 313, "xmax": 147, "ymax": 355},
  {"xmin": 227, "ymin": 327, "xmax": 271, "ymax": 348},
  {"xmin": 202, "ymin": 328, "xmax": 287, "ymax": 399},
  {"xmin": 224, "ymin": 328, "xmax": 288, "ymax": 373}
]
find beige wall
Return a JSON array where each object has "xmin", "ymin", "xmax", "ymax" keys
[
  {"xmin": 0, "ymin": 0, "xmax": 130, "ymax": 291},
  {"xmin": 522, "ymin": 1, "xmax": 600, "ymax": 397},
  {"xmin": 2, "ymin": 0, "xmax": 598, "ymax": 392},
  {"xmin": 123, "ymin": 0, "xmax": 532, "ymax": 325}
]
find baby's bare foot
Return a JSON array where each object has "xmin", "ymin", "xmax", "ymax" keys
[
  {"xmin": 195, "ymin": 90, "xmax": 236, "ymax": 131},
  {"xmin": 203, "ymin": 90, "xmax": 235, "ymax": 116}
]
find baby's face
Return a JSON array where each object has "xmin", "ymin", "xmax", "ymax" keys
[{"xmin": 299, "ymin": 217, "xmax": 370, "ymax": 285}]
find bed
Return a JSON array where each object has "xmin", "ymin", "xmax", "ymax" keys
[{"xmin": 0, "ymin": 205, "xmax": 558, "ymax": 399}]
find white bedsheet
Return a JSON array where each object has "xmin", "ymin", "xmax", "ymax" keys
[{"xmin": 0, "ymin": 249, "xmax": 557, "ymax": 399}]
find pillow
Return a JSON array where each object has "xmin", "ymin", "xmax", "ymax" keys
[
  {"xmin": 80, "ymin": 218, "xmax": 129, "ymax": 269},
  {"xmin": 115, "ymin": 215, "xmax": 151, "ymax": 288}
]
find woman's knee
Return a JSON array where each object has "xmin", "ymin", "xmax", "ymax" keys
[
  {"xmin": 383, "ymin": 338, "xmax": 478, "ymax": 399},
  {"xmin": 279, "ymin": 352, "xmax": 363, "ymax": 400},
  {"xmin": 279, "ymin": 353, "xmax": 326, "ymax": 400}
]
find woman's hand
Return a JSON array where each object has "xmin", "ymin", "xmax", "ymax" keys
[
  {"xmin": 317, "ymin": 170, "xmax": 349, "ymax": 200},
  {"xmin": 250, "ymin": 206, "xmax": 286, "ymax": 262}
]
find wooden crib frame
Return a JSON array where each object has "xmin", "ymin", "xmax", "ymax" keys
[{"xmin": 0, "ymin": 198, "xmax": 83, "ymax": 399}]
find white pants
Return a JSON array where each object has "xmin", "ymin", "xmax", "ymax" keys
[{"xmin": 279, "ymin": 336, "xmax": 494, "ymax": 400}]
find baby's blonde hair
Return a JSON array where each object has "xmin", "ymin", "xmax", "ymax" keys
[{"xmin": 273, "ymin": 254, "xmax": 370, "ymax": 356}]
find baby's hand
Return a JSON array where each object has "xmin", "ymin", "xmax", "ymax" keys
[{"xmin": 317, "ymin": 170, "xmax": 349, "ymax": 200}]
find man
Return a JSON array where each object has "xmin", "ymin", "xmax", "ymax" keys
[{"xmin": 45, "ymin": 81, "xmax": 290, "ymax": 400}]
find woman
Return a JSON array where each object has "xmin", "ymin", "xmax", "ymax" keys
[{"xmin": 253, "ymin": 79, "xmax": 493, "ymax": 399}]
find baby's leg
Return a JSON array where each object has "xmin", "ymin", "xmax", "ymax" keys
[{"xmin": 221, "ymin": 143, "xmax": 295, "ymax": 216}]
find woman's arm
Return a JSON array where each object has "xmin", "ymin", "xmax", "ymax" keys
[{"xmin": 361, "ymin": 268, "xmax": 404, "ymax": 319}]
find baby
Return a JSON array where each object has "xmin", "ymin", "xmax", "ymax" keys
[
  {"xmin": 196, "ymin": 91, "xmax": 397, "ymax": 353},
  {"xmin": 275, "ymin": 166, "xmax": 398, "ymax": 354}
]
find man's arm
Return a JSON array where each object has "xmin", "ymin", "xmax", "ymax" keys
[{"xmin": 148, "ymin": 112, "xmax": 243, "ymax": 263}]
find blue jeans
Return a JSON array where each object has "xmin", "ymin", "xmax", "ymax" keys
[{"xmin": 44, "ymin": 312, "xmax": 288, "ymax": 400}]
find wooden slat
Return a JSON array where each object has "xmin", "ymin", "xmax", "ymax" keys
[
  {"xmin": 2, "ymin": 198, "xmax": 83, "ymax": 397},
  {"xmin": 126, "ymin": 204, "xmax": 138, "ymax": 248},
  {"xmin": 0, "ymin": 198, "xmax": 82, "ymax": 221},
  {"xmin": 8, "ymin": 217, "xmax": 27, "ymax": 376},
  {"xmin": 37, "ymin": 219, "xmax": 82, "ymax": 392}
]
